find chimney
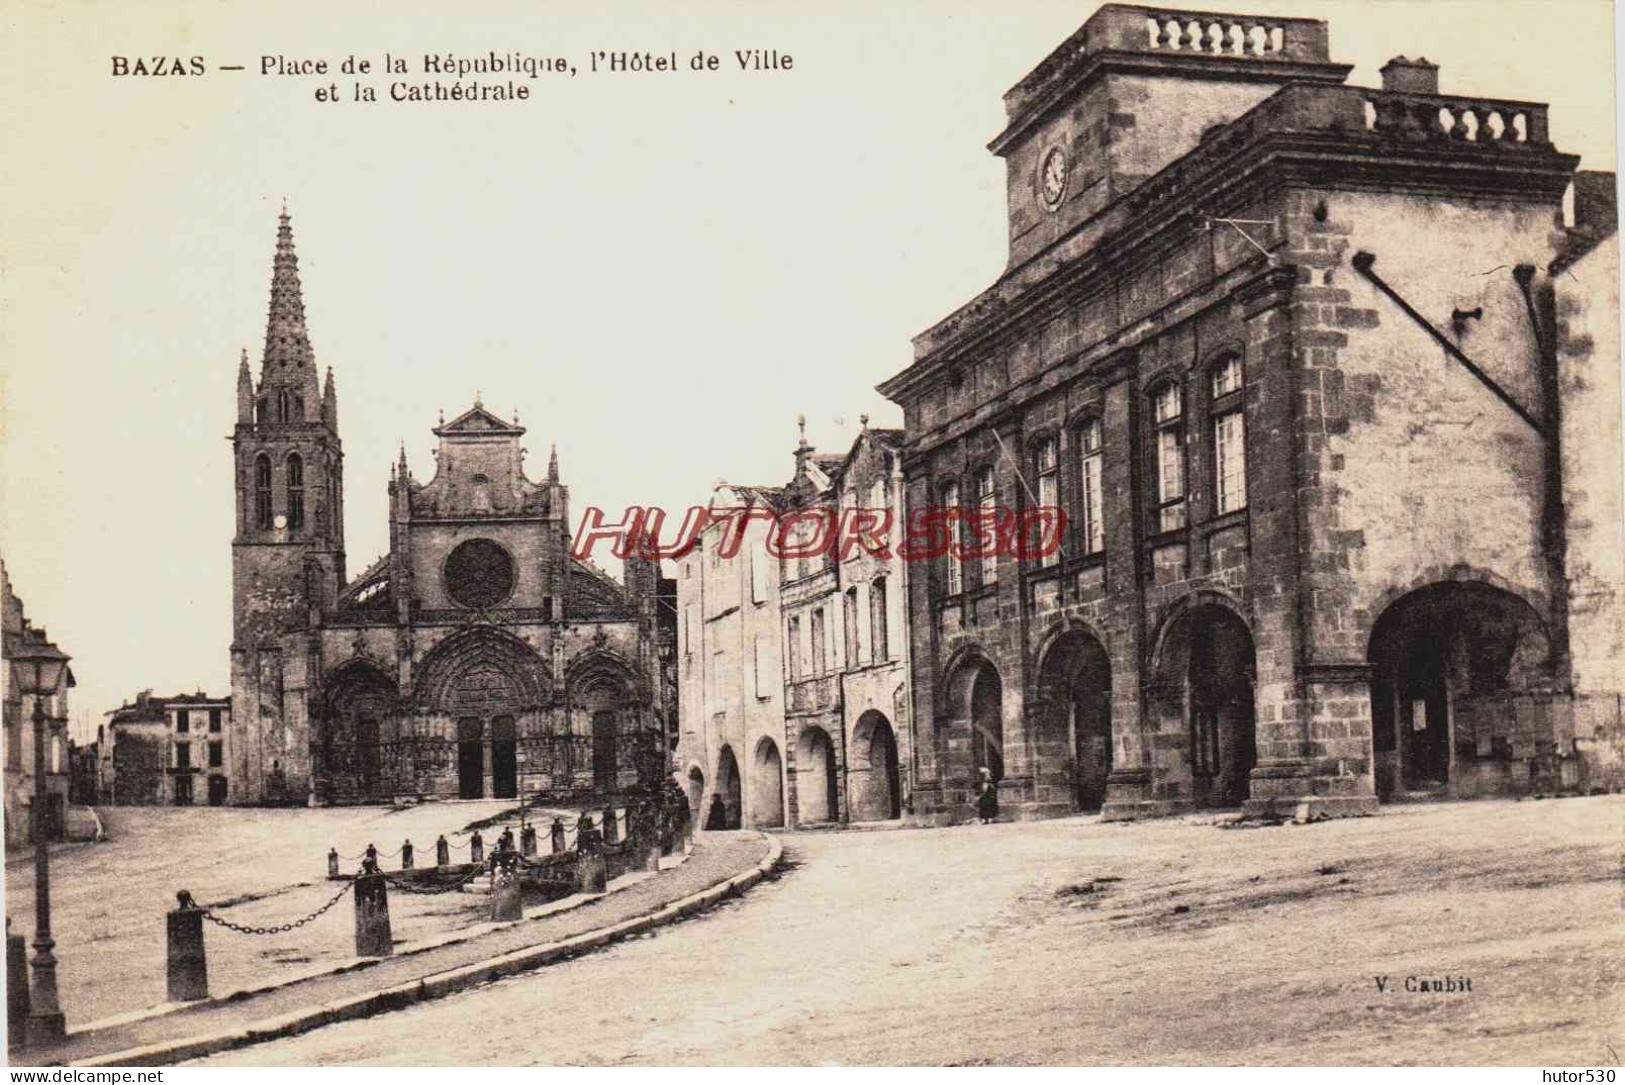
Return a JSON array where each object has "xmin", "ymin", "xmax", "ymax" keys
[{"xmin": 1380, "ymin": 56, "xmax": 1439, "ymax": 95}]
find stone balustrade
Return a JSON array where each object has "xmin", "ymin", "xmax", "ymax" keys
[
  {"xmin": 1143, "ymin": 12, "xmax": 1287, "ymax": 58},
  {"xmin": 1364, "ymin": 93, "xmax": 1546, "ymax": 146},
  {"xmin": 1126, "ymin": 83, "xmax": 1553, "ymax": 216}
]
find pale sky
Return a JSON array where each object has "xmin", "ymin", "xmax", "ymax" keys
[{"xmin": 0, "ymin": 0, "xmax": 1616, "ymax": 741}]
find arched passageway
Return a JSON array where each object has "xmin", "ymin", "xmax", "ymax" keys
[
  {"xmin": 969, "ymin": 665, "xmax": 1005, "ymax": 784},
  {"xmin": 1368, "ymin": 581, "xmax": 1552, "ymax": 801},
  {"xmin": 796, "ymin": 726, "xmax": 840, "ymax": 824},
  {"xmin": 1035, "ymin": 630, "xmax": 1113, "ymax": 812},
  {"xmin": 850, "ymin": 711, "xmax": 901, "ymax": 821},
  {"xmin": 1154, "ymin": 603, "xmax": 1257, "ymax": 809},
  {"xmin": 752, "ymin": 738, "xmax": 785, "ymax": 828},
  {"xmin": 686, "ymin": 766, "xmax": 706, "ymax": 823},
  {"xmin": 714, "ymin": 745, "xmax": 743, "ymax": 829}
]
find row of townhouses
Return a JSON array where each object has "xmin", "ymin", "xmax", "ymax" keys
[
  {"xmin": 2, "ymin": 562, "xmax": 76, "ymax": 851},
  {"xmin": 675, "ymin": 3, "xmax": 1624, "ymax": 828}
]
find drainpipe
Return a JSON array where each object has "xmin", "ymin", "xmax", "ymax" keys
[
  {"xmin": 1514, "ymin": 263, "xmax": 1573, "ymax": 688},
  {"xmin": 894, "ymin": 454, "xmax": 918, "ymax": 815}
]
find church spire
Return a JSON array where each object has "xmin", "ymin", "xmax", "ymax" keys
[
  {"xmin": 236, "ymin": 347, "xmax": 254, "ymax": 423},
  {"xmin": 547, "ymin": 442, "xmax": 559, "ymax": 483},
  {"xmin": 260, "ymin": 206, "xmax": 315, "ymax": 387},
  {"xmin": 793, "ymin": 413, "xmax": 815, "ymax": 473},
  {"xmin": 322, "ymin": 366, "xmax": 338, "ymax": 431}
]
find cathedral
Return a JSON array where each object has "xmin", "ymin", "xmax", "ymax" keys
[{"xmin": 227, "ymin": 210, "xmax": 675, "ymax": 806}]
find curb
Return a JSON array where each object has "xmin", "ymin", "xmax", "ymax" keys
[{"xmin": 71, "ymin": 833, "xmax": 782, "ymax": 1068}]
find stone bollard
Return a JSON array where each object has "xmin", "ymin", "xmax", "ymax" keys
[
  {"xmin": 520, "ymin": 824, "xmax": 537, "ymax": 858},
  {"xmin": 644, "ymin": 821, "xmax": 663, "ymax": 873},
  {"xmin": 551, "ymin": 817, "xmax": 567, "ymax": 854},
  {"xmin": 576, "ymin": 816, "xmax": 606, "ymax": 894},
  {"xmin": 167, "ymin": 891, "xmax": 209, "ymax": 1002},
  {"xmin": 490, "ymin": 863, "xmax": 523, "ymax": 922},
  {"xmin": 327, "ymin": 848, "xmax": 339, "ymax": 878},
  {"xmin": 470, "ymin": 831, "xmax": 484, "ymax": 865},
  {"xmin": 436, "ymin": 835, "xmax": 450, "ymax": 867},
  {"xmin": 604, "ymin": 807, "xmax": 619, "ymax": 845},
  {"xmin": 354, "ymin": 873, "xmax": 393, "ymax": 958},
  {"xmin": 401, "ymin": 840, "xmax": 414, "ymax": 870},
  {"xmin": 7, "ymin": 917, "xmax": 30, "ymax": 1048},
  {"xmin": 577, "ymin": 851, "xmax": 607, "ymax": 894}
]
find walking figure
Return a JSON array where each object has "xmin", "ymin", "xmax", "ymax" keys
[{"xmin": 976, "ymin": 768, "xmax": 1000, "ymax": 825}]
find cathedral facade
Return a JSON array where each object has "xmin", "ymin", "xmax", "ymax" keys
[{"xmin": 228, "ymin": 211, "xmax": 674, "ymax": 806}]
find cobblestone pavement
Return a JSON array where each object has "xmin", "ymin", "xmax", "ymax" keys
[
  {"xmin": 201, "ymin": 796, "xmax": 1621, "ymax": 1066},
  {"xmin": 19, "ymin": 833, "xmax": 767, "ymax": 1067},
  {"xmin": 4, "ymin": 801, "xmax": 555, "ymax": 1026}
]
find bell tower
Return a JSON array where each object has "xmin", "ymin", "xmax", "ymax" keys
[
  {"xmin": 228, "ymin": 208, "xmax": 346, "ymax": 805},
  {"xmin": 231, "ymin": 206, "xmax": 348, "ymax": 644}
]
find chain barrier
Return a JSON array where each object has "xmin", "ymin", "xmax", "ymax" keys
[
  {"xmin": 329, "ymin": 808, "xmax": 630, "ymax": 866},
  {"xmin": 384, "ymin": 864, "xmax": 488, "ymax": 895},
  {"xmin": 198, "ymin": 879, "xmax": 356, "ymax": 936}
]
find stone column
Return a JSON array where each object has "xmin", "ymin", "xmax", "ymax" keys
[{"xmin": 1235, "ymin": 264, "xmax": 1378, "ymax": 821}]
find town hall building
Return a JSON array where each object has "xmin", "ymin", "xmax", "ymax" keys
[
  {"xmin": 227, "ymin": 210, "xmax": 675, "ymax": 806},
  {"xmin": 879, "ymin": 4, "xmax": 1622, "ymax": 824}
]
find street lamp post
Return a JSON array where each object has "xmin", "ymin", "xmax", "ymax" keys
[{"xmin": 10, "ymin": 639, "xmax": 70, "ymax": 1047}]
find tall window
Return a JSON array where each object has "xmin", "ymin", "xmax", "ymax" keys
[
  {"xmin": 843, "ymin": 588, "xmax": 860, "ymax": 669},
  {"xmin": 255, "ymin": 454, "xmax": 273, "ymax": 530},
  {"xmin": 810, "ymin": 609, "xmax": 827, "ymax": 676},
  {"xmin": 944, "ymin": 481, "xmax": 963, "ymax": 595},
  {"xmin": 1212, "ymin": 356, "xmax": 1247, "ymax": 514},
  {"xmin": 209, "ymin": 708, "xmax": 222, "ymax": 732},
  {"xmin": 1035, "ymin": 438, "xmax": 1059, "ymax": 568},
  {"xmin": 753, "ymin": 636, "xmax": 768, "ymax": 699},
  {"xmin": 977, "ymin": 468, "xmax": 998, "ymax": 585},
  {"xmin": 176, "ymin": 709, "xmax": 190, "ymax": 734},
  {"xmin": 1079, "ymin": 418, "xmax": 1106, "ymax": 554},
  {"xmin": 208, "ymin": 741, "xmax": 223, "ymax": 768},
  {"xmin": 787, "ymin": 616, "xmax": 802, "ymax": 682},
  {"xmin": 750, "ymin": 544, "xmax": 767, "ymax": 604},
  {"xmin": 870, "ymin": 577, "xmax": 889, "ymax": 662},
  {"xmin": 1153, "ymin": 384, "xmax": 1186, "ymax": 532},
  {"xmin": 287, "ymin": 453, "xmax": 305, "ymax": 531}
]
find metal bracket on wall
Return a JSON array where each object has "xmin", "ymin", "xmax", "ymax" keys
[
  {"xmin": 1351, "ymin": 251, "xmax": 1549, "ymax": 443},
  {"xmin": 1202, "ymin": 217, "xmax": 1280, "ymax": 265}
]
